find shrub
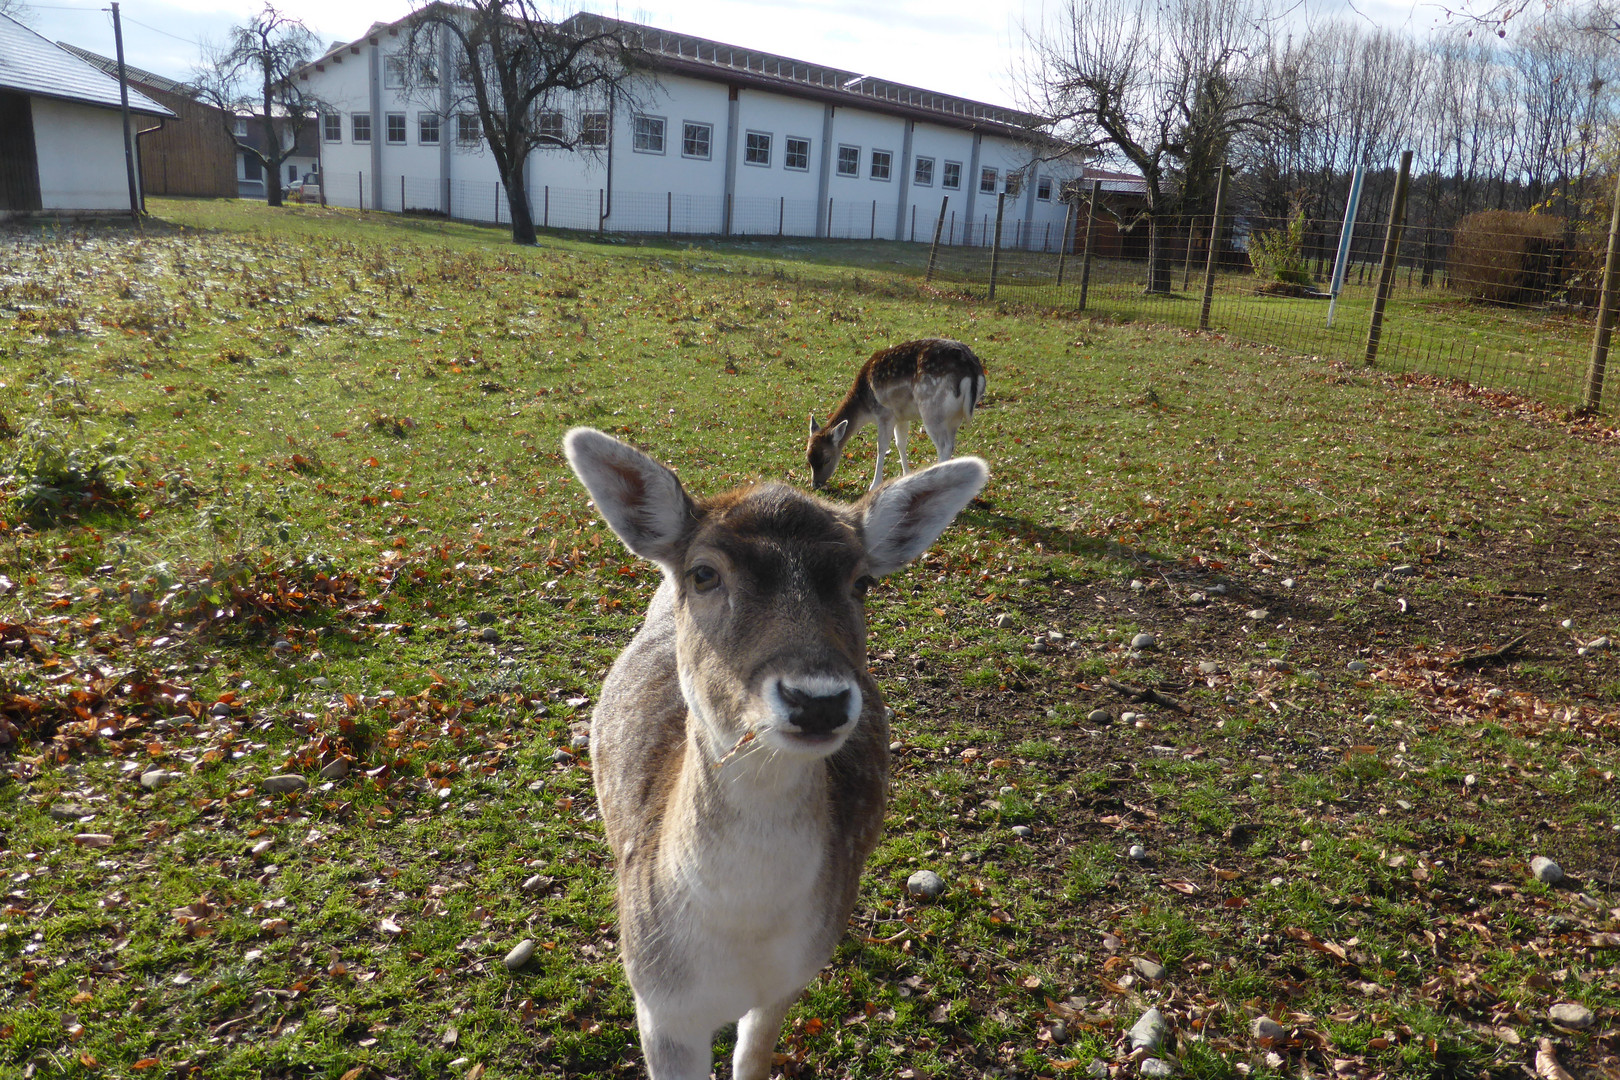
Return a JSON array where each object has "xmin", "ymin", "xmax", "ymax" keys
[
  {"xmin": 1448, "ymin": 211, "xmax": 1566, "ymax": 305},
  {"xmin": 0, "ymin": 421, "xmax": 135, "ymax": 524},
  {"xmin": 1248, "ymin": 212, "xmax": 1315, "ymax": 294}
]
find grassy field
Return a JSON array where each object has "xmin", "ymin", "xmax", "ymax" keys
[{"xmin": 1, "ymin": 198, "xmax": 1618, "ymax": 1080}]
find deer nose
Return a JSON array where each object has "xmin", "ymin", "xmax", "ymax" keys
[{"xmin": 777, "ymin": 684, "xmax": 853, "ymax": 735}]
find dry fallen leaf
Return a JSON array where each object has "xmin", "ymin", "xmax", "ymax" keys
[{"xmin": 1536, "ymin": 1038, "xmax": 1574, "ymax": 1080}]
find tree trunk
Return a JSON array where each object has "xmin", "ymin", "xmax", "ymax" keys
[
  {"xmin": 1145, "ymin": 213, "xmax": 1173, "ymax": 294},
  {"xmin": 503, "ymin": 163, "xmax": 537, "ymax": 245}
]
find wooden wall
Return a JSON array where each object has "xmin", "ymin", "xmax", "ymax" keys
[{"xmin": 135, "ymin": 84, "xmax": 237, "ymax": 199}]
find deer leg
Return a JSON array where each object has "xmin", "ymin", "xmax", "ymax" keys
[
  {"xmin": 871, "ymin": 417, "xmax": 893, "ymax": 489},
  {"xmin": 892, "ymin": 420, "xmax": 914, "ymax": 475},
  {"xmin": 636, "ymin": 997, "xmax": 713, "ymax": 1080},
  {"xmin": 732, "ymin": 993, "xmax": 797, "ymax": 1080}
]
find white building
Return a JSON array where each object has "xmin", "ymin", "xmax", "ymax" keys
[
  {"xmin": 0, "ymin": 12, "xmax": 174, "ymax": 217},
  {"xmin": 293, "ymin": 12, "xmax": 1081, "ymax": 249}
]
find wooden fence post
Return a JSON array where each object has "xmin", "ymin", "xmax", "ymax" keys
[
  {"xmin": 1078, "ymin": 179, "xmax": 1100, "ymax": 312},
  {"xmin": 1584, "ymin": 169, "xmax": 1620, "ymax": 412},
  {"xmin": 1365, "ymin": 150, "xmax": 1413, "ymax": 367},
  {"xmin": 1199, "ymin": 165, "xmax": 1230, "ymax": 331},
  {"xmin": 667, "ymin": 190, "xmax": 672, "ymax": 235},
  {"xmin": 925, "ymin": 196, "xmax": 949, "ymax": 282},
  {"xmin": 988, "ymin": 192, "xmax": 1007, "ymax": 300}
]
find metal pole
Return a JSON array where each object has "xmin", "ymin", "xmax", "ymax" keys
[
  {"xmin": 1584, "ymin": 168, "xmax": 1620, "ymax": 411},
  {"xmin": 870, "ymin": 199, "xmax": 876, "ymax": 240},
  {"xmin": 1328, "ymin": 165, "xmax": 1367, "ymax": 328},
  {"xmin": 668, "ymin": 190, "xmax": 672, "ymax": 234},
  {"xmin": 111, "ymin": 2, "xmax": 140, "ymax": 223},
  {"xmin": 1199, "ymin": 165, "xmax": 1230, "ymax": 332},
  {"xmin": 988, "ymin": 192, "xmax": 1006, "ymax": 300},
  {"xmin": 925, "ymin": 196, "xmax": 948, "ymax": 282},
  {"xmin": 1078, "ymin": 179, "xmax": 1099, "ymax": 312},
  {"xmin": 1365, "ymin": 150, "xmax": 1414, "ymax": 367}
]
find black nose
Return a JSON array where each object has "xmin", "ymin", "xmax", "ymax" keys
[{"xmin": 779, "ymin": 686, "xmax": 851, "ymax": 735}]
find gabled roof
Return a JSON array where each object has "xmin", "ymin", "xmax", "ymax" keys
[
  {"xmin": 0, "ymin": 13, "xmax": 173, "ymax": 116},
  {"xmin": 56, "ymin": 41, "xmax": 191, "ymax": 96}
]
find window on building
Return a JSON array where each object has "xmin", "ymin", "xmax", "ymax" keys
[
  {"xmin": 682, "ymin": 121, "xmax": 712, "ymax": 159},
  {"xmin": 580, "ymin": 111, "xmax": 608, "ymax": 147},
  {"xmin": 980, "ymin": 167, "xmax": 997, "ymax": 193},
  {"xmin": 1037, "ymin": 175, "xmax": 1053, "ymax": 201},
  {"xmin": 323, "ymin": 113, "xmax": 342, "ymax": 143},
  {"xmin": 942, "ymin": 160, "xmax": 961, "ymax": 189},
  {"xmin": 836, "ymin": 144, "xmax": 860, "ymax": 177},
  {"xmin": 384, "ymin": 54, "xmax": 407, "ymax": 88},
  {"xmin": 419, "ymin": 112, "xmax": 440, "ymax": 145},
  {"xmin": 870, "ymin": 149, "xmax": 892, "ymax": 181},
  {"xmin": 914, "ymin": 156, "xmax": 934, "ymax": 186},
  {"xmin": 633, "ymin": 115, "xmax": 665, "ymax": 154},
  {"xmin": 745, "ymin": 130, "xmax": 771, "ymax": 166},
  {"xmin": 288, "ymin": 163, "xmax": 298, "ymax": 182},
  {"xmin": 233, "ymin": 117, "xmax": 248, "ymax": 137},
  {"xmin": 456, "ymin": 112, "xmax": 480, "ymax": 145},
  {"xmin": 785, "ymin": 136, "xmax": 810, "ymax": 171},
  {"xmin": 538, "ymin": 111, "xmax": 565, "ymax": 146},
  {"xmin": 386, "ymin": 112, "xmax": 407, "ymax": 145},
  {"xmin": 1005, "ymin": 171, "xmax": 1024, "ymax": 197},
  {"xmin": 352, "ymin": 113, "xmax": 372, "ymax": 143}
]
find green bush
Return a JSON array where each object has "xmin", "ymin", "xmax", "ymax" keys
[
  {"xmin": 0, "ymin": 421, "xmax": 135, "ymax": 524},
  {"xmin": 1448, "ymin": 210, "xmax": 1566, "ymax": 305},
  {"xmin": 1248, "ymin": 211, "xmax": 1315, "ymax": 293}
]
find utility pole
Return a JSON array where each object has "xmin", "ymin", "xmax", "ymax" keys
[{"xmin": 110, "ymin": 2, "xmax": 141, "ymax": 224}]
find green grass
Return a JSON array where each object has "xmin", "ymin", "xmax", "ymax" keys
[{"xmin": 1, "ymin": 198, "xmax": 1617, "ymax": 1080}]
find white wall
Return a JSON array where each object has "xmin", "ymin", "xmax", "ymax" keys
[{"xmin": 32, "ymin": 98, "xmax": 134, "ymax": 211}]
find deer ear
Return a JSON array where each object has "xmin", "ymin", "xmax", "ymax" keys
[
  {"xmin": 830, "ymin": 419, "xmax": 849, "ymax": 445},
  {"xmin": 562, "ymin": 428, "xmax": 695, "ymax": 571},
  {"xmin": 859, "ymin": 457, "xmax": 988, "ymax": 578},
  {"xmin": 809, "ymin": 413, "xmax": 821, "ymax": 436}
]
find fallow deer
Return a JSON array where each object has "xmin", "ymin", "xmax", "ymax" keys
[
  {"xmin": 562, "ymin": 427, "xmax": 987, "ymax": 1080},
  {"xmin": 807, "ymin": 337, "xmax": 987, "ymax": 490}
]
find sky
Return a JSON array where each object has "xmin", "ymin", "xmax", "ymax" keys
[{"xmin": 18, "ymin": 0, "xmax": 1438, "ymax": 110}]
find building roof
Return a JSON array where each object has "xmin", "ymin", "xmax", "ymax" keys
[
  {"xmin": 300, "ymin": 8, "xmax": 1059, "ymax": 142},
  {"xmin": 56, "ymin": 41, "xmax": 192, "ymax": 96},
  {"xmin": 0, "ymin": 13, "xmax": 173, "ymax": 117}
]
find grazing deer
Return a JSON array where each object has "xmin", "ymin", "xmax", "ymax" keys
[
  {"xmin": 563, "ymin": 427, "xmax": 987, "ymax": 1080},
  {"xmin": 807, "ymin": 337, "xmax": 987, "ymax": 490}
]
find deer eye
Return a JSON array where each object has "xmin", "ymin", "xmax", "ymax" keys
[
  {"xmin": 688, "ymin": 565, "xmax": 722, "ymax": 593},
  {"xmin": 852, "ymin": 575, "xmax": 876, "ymax": 600}
]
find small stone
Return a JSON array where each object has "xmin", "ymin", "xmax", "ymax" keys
[
  {"xmin": 1133, "ymin": 957, "xmax": 1166, "ymax": 981},
  {"xmin": 1048, "ymin": 1020, "xmax": 1068, "ymax": 1045},
  {"xmin": 1129, "ymin": 1007, "xmax": 1169, "ymax": 1052},
  {"xmin": 1246, "ymin": 608, "xmax": 1269, "ymax": 620},
  {"xmin": 1208, "ymin": 584, "xmax": 1228, "ymax": 594},
  {"xmin": 210, "ymin": 702, "xmax": 233, "ymax": 718},
  {"xmin": 503, "ymin": 939, "xmax": 537, "ymax": 971},
  {"xmin": 1030, "ymin": 638, "xmax": 1048, "ymax": 654},
  {"xmin": 550, "ymin": 749, "xmax": 574, "ymax": 764},
  {"xmin": 569, "ymin": 733, "xmax": 590, "ymax": 750},
  {"xmin": 1549, "ymin": 1002, "xmax": 1595, "ymax": 1029},
  {"xmin": 319, "ymin": 758, "xmax": 351, "ymax": 780},
  {"xmin": 472, "ymin": 611, "xmax": 499, "ymax": 625},
  {"xmin": 479, "ymin": 627, "xmax": 501, "ymax": 643},
  {"xmin": 1012, "ymin": 825, "xmax": 1034, "ymax": 839},
  {"xmin": 1131, "ymin": 632, "xmax": 1156, "ymax": 650},
  {"xmin": 1347, "ymin": 660, "xmax": 1370, "ymax": 672},
  {"xmin": 1139, "ymin": 1059, "xmax": 1175, "ymax": 1079},
  {"xmin": 1120, "ymin": 711, "xmax": 1139, "ymax": 725},
  {"xmin": 906, "ymin": 870, "xmax": 947, "ymax": 898},
  {"xmin": 520, "ymin": 874, "xmax": 545, "ymax": 892},
  {"xmin": 1198, "ymin": 660, "xmax": 1219, "ymax": 674},
  {"xmin": 1128, "ymin": 844, "xmax": 1148, "ymax": 861},
  {"xmin": 1530, "ymin": 856, "xmax": 1563, "ymax": 885},
  {"xmin": 263, "ymin": 774, "xmax": 308, "ymax": 794},
  {"xmin": 1390, "ymin": 564, "xmax": 1418, "ymax": 577},
  {"xmin": 994, "ymin": 613, "xmax": 1016, "ymax": 629},
  {"xmin": 311, "ymin": 676, "xmax": 330, "ymax": 688},
  {"xmin": 1281, "ymin": 577, "xmax": 1294, "ymax": 588},
  {"xmin": 1586, "ymin": 636, "xmax": 1611, "ymax": 651},
  {"xmin": 72, "ymin": 833, "xmax": 114, "ymax": 848},
  {"xmin": 1251, "ymin": 1015, "xmax": 1286, "ymax": 1043},
  {"xmin": 48, "ymin": 802, "xmax": 90, "ymax": 821},
  {"xmin": 1130, "ymin": 579, "xmax": 1146, "ymax": 592},
  {"xmin": 1087, "ymin": 709, "xmax": 1111, "ymax": 725}
]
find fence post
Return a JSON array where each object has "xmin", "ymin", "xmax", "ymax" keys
[
  {"xmin": 1056, "ymin": 200, "xmax": 1075, "ymax": 286},
  {"xmin": 543, "ymin": 185, "xmax": 549, "ymax": 228},
  {"xmin": 1583, "ymin": 169, "xmax": 1620, "ymax": 412},
  {"xmin": 925, "ymin": 196, "xmax": 948, "ymax": 282},
  {"xmin": 827, "ymin": 197, "xmax": 834, "ymax": 237},
  {"xmin": 988, "ymin": 192, "xmax": 1007, "ymax": 300},
  {"xmin": 779, "ymin": 195, "xmax": 785, "ymax": 237},
  {"xmin": 495, "ymin": 181, "xmax": 501, "ymax": 225},
  {"xmin": 724, "ymin": 192, "xmax": 733, "ymax": 236},
  {"xmin": 1182, "ymin": 214, "xmax": 1197, "ymax": 290},
  {"xmin": 911, "ymin": 204, "xmax": 917, "ymax": 242},
  {"xmin": 1364, "ymin": 149, "xmax": 1413, "ymax": 367},
  {"xmin": 668, "ymin": 190, "xmax": 673, "ymax": 235},
  {"xmin": 870, "ymin": 200, "xmax": 876, "ymax": 240},
  {"xmin": 1199, "ymin": 165, "xmax": 1230, "ymax": 332},
  {"xmin": 1078, "ymin": 179, "xmax": 1100, "ymax": 312},
  {"xmin": 949, "ymin": 210, "xmax": 955, "ymax": 245},
  {"xmin": 598, "ymin": 188, "xmax": 605, "ymax": 235},
  {"xmin": 358, "ymin": 171, "xmax": 363, "ymax": 212}
]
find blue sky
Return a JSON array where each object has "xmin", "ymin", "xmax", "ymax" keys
[{"xmin": 19, "ymin": 0, "xmax": 1435, "ymax": 111}]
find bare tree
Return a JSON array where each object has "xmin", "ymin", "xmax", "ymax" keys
[
  {"xmin": 193, "ymin": 4, "xmax": 320, "ymax": 208},
  {"xmin": 396, "ymin": 2, "xmax": 647, "ymax": 244},
  {"xmin": 0, "ymin": 0, "xmax": 35, "ymax": 24},
  {"xmin": 1020, "ymin": 0, "xmax": 1291, "ymax": 293}
]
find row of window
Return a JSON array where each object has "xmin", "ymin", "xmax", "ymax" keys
[{"xmin": 322, "ymin": 109, "xmax": 1054, "ymax": 200}]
